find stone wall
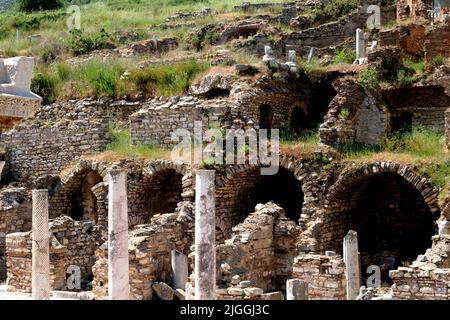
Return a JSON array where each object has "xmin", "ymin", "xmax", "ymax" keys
[
  {"xmin": 390, "ymin": 234, "xmax": 450, "ymax": 299},
  {"xmin": 130, "ymin": 87, "xmax": 307, "ymax": 149},
  {"xmin": 6, "ymin": 216, "xmax": 101, "ymax": 293},
  {"xmin": 0, "ymin": 99, "xmax": 142, "ymax": 182},
  {"xmin": 291, "ymin": 253, "xmax": 346, "ymax": 300},
  {"xmin": 424, "ymin": 20, "xmax": 450, "ymax": 61},
  {"xmin": 383, "ymin": 85, "xmax": 450, "ymax": 132},
  {"xmin": 397, "ymin": 0, "xmax": 431, "ymax": 21},
  {"xmin": 319, "ymin": 77, "xmax": 389, "ymax": 147},
  {"xmin": 0, "ymin": 187, "xmax": 31, "ymax": 280},
  {"xmin": 216, "ymin": 203, "xmax": 284, "ymax": 292},
  {"xmin": 92, "ymin": 202, "xmax": 194, "ymax": 300}
]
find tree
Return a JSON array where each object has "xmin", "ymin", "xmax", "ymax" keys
[{"xmin": 19, "ymin": 0, "xmax": 63, "ymax": 12}]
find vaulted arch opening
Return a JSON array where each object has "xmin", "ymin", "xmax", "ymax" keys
[
  {"xmin": 216, "ymin": 166, "xmax": 304, "ymax": 241},
  {"xmin": 323, "ymin": 171, "xmax": 437, "ymax": 284}
]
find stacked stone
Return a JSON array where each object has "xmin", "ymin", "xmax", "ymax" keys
[
  {"xmin": 130, "ymin": 95, "xmax": 229, "ymax": 148},
  {"xmin": 291, "ymin": 254, "xmax": 346, "ymax": 300},
  {"xmin": 5, "ymin": 216, "xmax": 101, "ymax": 293},
  {"xmin": 390, "ymin": 234, "xmax": 450, "ymax": 300},
  {"xmin": 92, "ymin": 211, "xmax": 194, "ymax": 300},
  {"xmin": 0, "ymin": 99, "xmax": 142, "ymax": 182},
  {"xmin": 215, "ymin": 203, "xmax": 283, "ymax": 292}
]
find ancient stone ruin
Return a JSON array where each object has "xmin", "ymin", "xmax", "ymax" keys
[{"xmin": 0, "ymin": 0, "xmax": 449, "ymax": 302}]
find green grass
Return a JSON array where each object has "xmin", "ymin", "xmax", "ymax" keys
[
  {"xmin": 32, "ymin": 58, "xmax": 210, "ymax": 101},
  {"xmin": 342, "ymin": 127, "xmax": 447, "ymax": 162},
  {"xmin": 106, "ymin": 126, "xmax": 170, "ymax": 160},
  {"xmin": 341, "ymin": 127, "xmax": 449, "ymax": 197},
  {"xmin": 280, "ymin": 130, "xmax": 320, "ymax": 157},
  {"xmin": 297, "ymin": 58, "xmax": 326, "ymax": 81},
  {"xmin": 332, "ymin": 48, "xmax": 355, "ymax": 64}
]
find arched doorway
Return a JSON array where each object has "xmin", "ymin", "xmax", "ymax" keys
[
  {"xmin": 131, "ymin": 168, "xmax": 183, "ymax": 226},
  {"xmin": 216, "ymin": 166, "xmax": 304, "ymax": 240},
  {"xmin": 290, "ymin": 106, "xmax": 309, "ymax": 133},
  {"xmin": 69, "ymin": 171, "xmax": 103, "ymax": 222},
  {"xmin": 323, "ymin": 168, "xmax": 438, "ymax": 284}
]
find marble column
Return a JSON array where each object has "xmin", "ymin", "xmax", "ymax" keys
[
  {"xmin": 31, "ymin": 189, "xmax": 50, "ymax": 300},
  {"xmin": 171, "ymin": 250, "xmax": 189, "ymax": 290},
  {"xmin": 194, "ymin": 170, "xmax": 216, "ymax": 300},
  {"xmin": 343, "ymin": 230, "xmax": 361, "ymax": 300},
  {"xmin": 286, "ymin": 279, "xmax": 308, "ymax": 300},
  {"xmin": 356, "ymin": 28, "xmax": 366, "ymax": 60},
  {"xmin": 108, "ymin": 170, "xmax": 130, "ymax": 300}
]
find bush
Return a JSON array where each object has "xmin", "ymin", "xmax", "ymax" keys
[
  {"xmin": 40, "ymin": 47, "xmax": 57, "ymax": 64},
  {"xmin": 19, "ymin": 0, "xmax": 62, "ymax": 12},
  {"xmin": 66, "ymin": 28, "xmax": 111, "ymax": 56},
  {"xmin": 358, "ymin": 67, "xmax": 379, "ymax": 92},
  {"xmin": 31, "ymin": 72, "xmax": 57, "ymax": 104},
  {"xmin": 332, "ymin": 48, "xmax": 356, "ymax": 64},
  {"xmin": 324, "ymin": 0, "xmax": 358, "ymax": 20},
  {"xmin": 81, "ymin": 61, "xmax": 122, "ymax": 98}
]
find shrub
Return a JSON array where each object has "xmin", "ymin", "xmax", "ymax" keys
[
  {"xmin": 31, "ymin": 72, "xmax": 57, "ymax": 104},
  {"xmin": 40, "ymin": 47, "xmax": 57, "ymax": 64},
  {"xmin": 82, "ymin": 62, "xmax": 121, "ymax": 98},
  {"xmin": 403, "ymin": 59, "xmax": 425, "ymax": 74},
  {"xmin": 358, "ymin": 67, "xmax": 379, "ymax": 92},
  {"xmin": 18, "ymin": 0, "xmax": 62, "ymax": 12},
  {"xmin": 297, "ymin": 58, "xmax": 326, "ymax": 81},
  {"xmin": 324, "ymin": 0, "xmax": 358, "ymax": 20},
  {"xmin": 338, "ymin": 108, "xmax": 351, "ymax": 120},
  {"xmin": 332, "ymin": 48, "xmax": 356, "ymax": 64},
  {"xmin": 397, "ymin": 68, "xmax": 415, "ymax": 87},
  {"xmin": 66, "ymin": 28, "xmax": 111, "ymax": 56}
]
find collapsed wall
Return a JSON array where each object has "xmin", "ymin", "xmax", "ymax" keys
[
  {"xmin": 319, "ymin": 77, "xmax": 389, "ymax": 147},
  {"xmin": 92, "ymin": 202, "xmax": 194, "ymax": 300},
  {"xmin": 0, "ymin": 187, "xmax": 31, "ymax": 280},
  {"xmin": 390, "ymin": 234, "xmax": 450, "ymax": 299},
  {"xmin": 6, "ymin": 216, "xmax": 101, "ymax": 293}
]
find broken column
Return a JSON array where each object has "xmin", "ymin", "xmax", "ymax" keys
[
  {"xmin": 171, "ymin": 250, "xmax": 189, "ymax": 290},
  {"xmin": 307, "ymin": 47, "xmax": 315, "ymax": 63},
  {"xmin": 343, "ymin": 230, "xmax": 361, "ymax": 300},
  {"xmin": 285, "ymin": 50, "xmax": 298, "ymax": 72},
  {"xmin": 31, "ymin": 189, "xmax": 50, "ymax": 300},
  {"xmin": 108, "ymin": 169, "xmax": 129, "ymax": 300},
  {"xmin": 286, "ymin": 279, "xmax": 308, "ymax": 300},
  {"xmin": 194, "ymin": 170, "xmax": 216, "ymax": 300},
  {"xmin": 355, "ymin": 28, "xmax": 366, "ymax": 61}
]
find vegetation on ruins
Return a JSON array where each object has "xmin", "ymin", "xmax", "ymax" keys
[{"xmin": 104, "ymin": 125, "xmax": 170, "ymax": 160}]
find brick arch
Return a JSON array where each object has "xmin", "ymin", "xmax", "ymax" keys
[
  {"xmin": 326, "ymin": 162, "xmax": 440, "ymax": 216},
  {"xmin": 321, "ymin": 161, "xmax": 441, "ymax": 284},
  {"xmin": 52, "ymin": 159, "xmax": 108, "ymax": 222},
  {"xmin": 128, "ymin": 160, "xmax": 187, "ymax": 226},
  {"xmin": 215, "ymin": 156, "xmax": 313, "ymax": 241}
]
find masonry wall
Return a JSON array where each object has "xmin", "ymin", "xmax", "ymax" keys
[
  {"xmin": 0, "ymin": 188, "xmax": 31, "ymax": 280},
  {"xmin": 390, "ymin": 235, "xmax": 450, "ymax": 299},
  {"xmin": 291, "ymin": 254, "xmax": 347, "ymax": 300},
  {"xmin": 0, "ymin": 99, "xmax": 142, "ymax": 182},
  {"xmin": 6, "ymin": 216, "xmax": 101, "ymax": 293},
  {"xmin": 92, "ymin": 206, "xmax": 194, "ymax": 300}
]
